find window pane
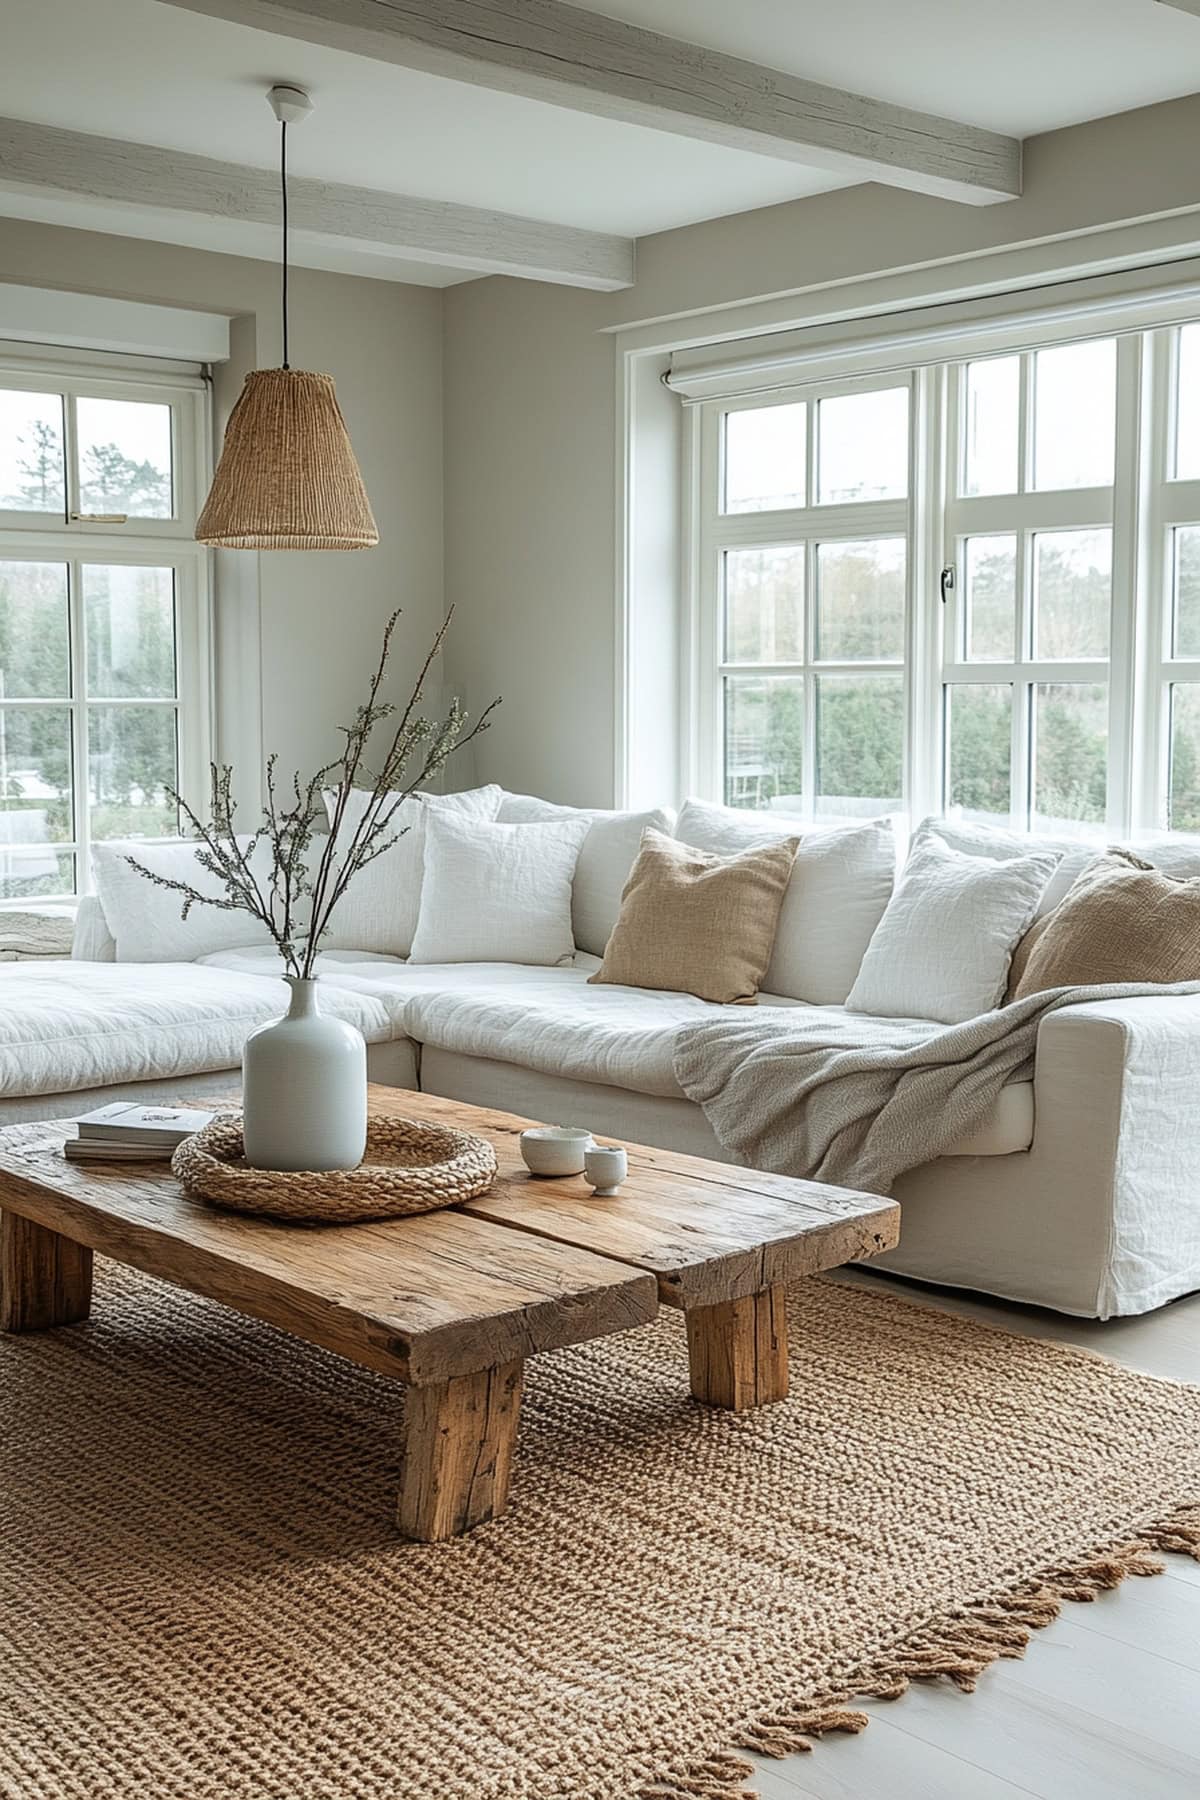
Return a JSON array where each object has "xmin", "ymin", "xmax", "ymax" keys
[
  {"xmin": 723, "ymin": 403, "xmax": 806, "ymax": 514},
  {"xmin": 1033, "ymin": 528, "xmax": 1111, "ymax": 659},
  {"xmin": 963, "ymin": 356, "xmax": 1018, "ymax": 497},
  {"xmin": 0, "ymin": 390, "xmax": 65, "ymax": 513},
  {"xmin": 0, "ymin": 706, "xmax": 73, "ymax": 842},
  {"xmin": 1032, "ymin": 340, "xmax": 1115, "ymax": 491},
  {"xmin": 0, "ymin": 562, "xmax": 70, "ymax": 698},
  {"xmin": 77, "ymin": 398, "xmax": 173, "ymax": 518},
  {"xmin": 1172, "ymin": 526, "xmax": 1200, "ymax": 659},
  {"xmin": 88, "ymin": 706, "xmax": 178, "ymax": 839},
  {"xmin": 815, "ymin": 539, "xmax": 905, "ymax": 661},
  {"xmin": 0, "ymin": 846, "xmax": 74, "ymax": 901},
  {"xmin": 814, "ymin": 673, "xmax": 903, "ymax": 817},
  {"xmin": 817, "ymin": 388, "xmax": 908, "ymax": 504},
  {"xmin": 724, "ymin": 547, "xmax": 803, "ymax": 663},
  {"xmin": 1032, "ymin": 682, "xmax": 1107, "ymax": 837},
  {"xmin": 964, "ymin": 535, "xmax": 1016, "ymax": 662},
  {"xmin": 1176, "ymin": 324, "xmax": 1200, "ymax": 481},
  {"xmin": 946, "ymin": 684, "xmax": 1012, "ymax": 823},
  {"xmin": 84, "ymin": 565, "xmax": 177, "ymax": 699},
  {"xmin": 1170, "ymin": 685, "xmax": 1200, "ymax": 832},
  {"xmin": 723, "ymin": 675, "xmax": 803, "ymax": 811}
]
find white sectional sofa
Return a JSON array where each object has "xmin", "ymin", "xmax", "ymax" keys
[{"xmin": 3, "ymin": 792, "xmax": 1199, "ymax": 1322}]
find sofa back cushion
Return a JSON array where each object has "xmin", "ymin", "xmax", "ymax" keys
[
  {"xmin": 91, "ymin": 837, "xmax": 275, "ymax": 963},
  {"xmin": 71, "ymin": 894, "xmax": 117, "ymax": 962},
  {"xmin": 917, "ymin": 816, "xmax": 1095, "ymax": 915},
  {"xmin": 496, "ymin": 793, "xmax": 675, "ymax": 957},
  {"xmin": 846, "ymin": 834, "xmax": 1061, "ymax": 1023},
  {"xmin": 589, "ymin": 826, "xmax": 799, "ymax": 1004},
  {"xmin": 673, "ymin": 801, "xmax": 896, "ymax": 1003},
  {"xmin": 409, "ymin": 810, "xmax": 590, "ymax": 966},
  {"xmin": 1014, "ymin": 849, "xmax": 1200, "ymax": 996},
  {"xmin": 322, "ymin": 784, "xmax": 503, "ymax": 956}
]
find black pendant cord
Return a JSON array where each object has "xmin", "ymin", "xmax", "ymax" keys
[{"xmin": 280, "ymin": 118, "xmax": 290, "ymax": 371}]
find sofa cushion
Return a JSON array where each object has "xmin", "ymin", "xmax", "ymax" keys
[
  {"xmin": 917, "ymin": 816, "xmax": 1095, "ymax": 915},
  {"xmin": 91, "ymin": 837, "xmax": 274, "ymax": 963},
  {"xmin": 673, "ymin": 802, "xmax": 896, "ymax": 1005},
  {"xmin": 408, "ymin": 811, "xmax": 590, "ymax": 966},
  {"xmin": 1015, "ymin": 850, "xmax": 1200, "ymax": 996},
  {"xmin": 321, "ymin": 784, "xmax": 503, "ymax": 956},
  {"xmin": 496, "ymin": 793, "xmax": 675, "ymax": 956},
  {"xmin": 847, "ymin": 834, "xmax": 1060, "ymax": 1023},
  {"xmin": 0, "ymin": 961, "xmax": 393, "ymax": 1100},
  {"xmin": 589, "ymin": 826, "xmax": 799, "ymax": 1004}
]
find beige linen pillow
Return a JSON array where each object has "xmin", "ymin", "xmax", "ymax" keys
[
  {"xmin": 588, "ymin": 826, "xmax": 799, "ymax": 1005},
  {"xmin": 1014, "ymin": 849, "xmax": 1200, "ymax": 996}
]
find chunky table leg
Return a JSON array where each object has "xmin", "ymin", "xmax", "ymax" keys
[
  {"xmin": 1, "ymin": 1210, "xmax": 93, "ymax": 1332},
  {"xmin": 398, "ymin": 1359, "xmax": 524, "ymax": 1541},
  {"xmin": 686, "ymin": 1285, "xmax": 789, "ymax": 1410}
]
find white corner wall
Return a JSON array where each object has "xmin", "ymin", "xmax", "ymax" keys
[{"xmin": 0, "ymin": 217, "xmax": 443, "ymax": 799}]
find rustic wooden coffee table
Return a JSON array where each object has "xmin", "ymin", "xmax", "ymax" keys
[{"xmin": 0, "ymin": 1087, "xmax": 899, "ymax": 1541}]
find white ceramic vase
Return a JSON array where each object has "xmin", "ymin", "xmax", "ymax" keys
[{"xmin": 242, "ymin": 976, "xmax": 367, "ymax": 1172}]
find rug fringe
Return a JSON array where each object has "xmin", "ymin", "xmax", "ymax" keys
[{"xmin": 643, "ymin": 1500, "xmax": 1200, "ymax": 1799}]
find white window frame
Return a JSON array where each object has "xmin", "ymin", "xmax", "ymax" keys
[
  {"xmin": 692, "ymin": 371, "xmax": 913, "ymax": 817},
  {"xmin": 682, "ymin": 304, "xmax": 1200, "ymax": 842},
  {"xmin": 0, "ymin": 349, "xmax": 212, "ymax": 903}
]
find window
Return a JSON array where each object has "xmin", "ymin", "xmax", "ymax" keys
[
  {"xmin": 698, "ymin": 381, "xmax": 910, "ymax": 819},
  {"xmin": 688, "ymin": 311, "xmax": 1200, "ymax": 839},
  {"xmin": 0, "ymin": 355, "xmax": 210, "ymax": 900}
]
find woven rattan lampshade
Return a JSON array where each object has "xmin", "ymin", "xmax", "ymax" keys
[{"xmin": 196, "ymin": 368, "xmax": 378, "ymax": 550}]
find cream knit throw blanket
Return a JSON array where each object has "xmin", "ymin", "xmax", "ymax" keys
[{"xmin": 673, "ymin": 981, "xmax": 1200, "ymax": 1193}]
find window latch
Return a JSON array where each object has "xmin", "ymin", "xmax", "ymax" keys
[
  {"xmin": 70, "ymin": 511, "xmax": 128, "ymax": 524},
  {"xmin": 939, "ymin": 564, "xmax": 956, "ymax": 604}
]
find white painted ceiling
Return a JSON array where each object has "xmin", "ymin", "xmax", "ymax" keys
[{"xmin": 0, "ymin": 0, "xmax": 1198, "ymax": 285}]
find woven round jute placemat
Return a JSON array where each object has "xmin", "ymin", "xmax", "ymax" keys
[{"xmin": 171, "ymin": 1111, "xmax": 497, "ymax": 1224}]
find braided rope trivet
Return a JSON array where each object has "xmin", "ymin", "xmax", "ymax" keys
[{"xmin": 171, "ymin": 1111, "xmax": 497, "ymax": 1224}]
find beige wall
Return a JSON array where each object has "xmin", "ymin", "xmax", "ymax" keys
[
  {"xmin": 0, "ymin": 216, "xmax": 443, "ymax": 793},
  {"xmin": 443, "ymin": 93, "xmax": 1200, "ymax": 806}
]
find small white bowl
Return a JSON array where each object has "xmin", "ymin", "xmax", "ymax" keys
[{"xmin": 519, "ymin": 1126, "xmax": 594, "ymax": 1177}]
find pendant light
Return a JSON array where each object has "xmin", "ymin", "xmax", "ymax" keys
[{"xmin": 195, "ymin": 84, "xmax": 379, "ymax": 551}]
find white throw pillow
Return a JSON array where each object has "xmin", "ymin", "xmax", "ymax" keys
[
  {"xmin": 917, "ymin": 816, "xmax": 1096, "ymax": 916},
  {"xmin": 674, "ymin": 801, "xmax": 897, "ymax": 1003},
  {"xmin": 71, "ymin": 893, "xmax": 117, "ymax": 962},
  {"xmin": 845, "ymin": 834, "xmax": 1061, "ymax": 1024},
  {"xmin": 408, "ymin": 811, "xmax": 590, "ymax": 966},
  {"xmin": 496, "ymin": 792, "xmax": 676, "ymax": 956},
  {"xmin": 320, "ymin": 784, "xmax": 502, "ymax": 955},
  {"xmin": 91, "ymin": 837, "xmax": 274, "ymax": 963}
]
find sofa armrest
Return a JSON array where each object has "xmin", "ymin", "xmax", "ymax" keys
[{"xmin": 1032, "ymin": 993, "xmax": 1200, "ymax": 1314}]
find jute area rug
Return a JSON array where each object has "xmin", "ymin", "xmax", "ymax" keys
[{"xmin": 3, "ymin": 1262, "xmax": 1199, "ymax": 1800}]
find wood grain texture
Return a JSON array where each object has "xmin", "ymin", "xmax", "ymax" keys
[
  {"xmin": 399, "ymin": 1359, "xmax": 523, "ymax": 1540},
  {"xmin": 0, "ymin": 1120, "xmax": 656, "ymax": 1385},
  {"xmin": 0, "ymin": 1209, "xmax": 92, "ymax": 1332},
  {"xmin": 372, "ymin": 1090, "xmax": 900, "ymax": 1305},
  {"xmin": 158, "ymin": 0, "xmax": 1022, "ymax": 203},
  {"xmin": 685, "ymin": 1285, "xmax": 788, "ymax": 1410},
  {"xmin": 0, "ymin": 115, "xmax": 634, "ymax": 290}
]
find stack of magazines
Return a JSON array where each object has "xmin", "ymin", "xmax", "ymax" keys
[{"xmin": 65, "ymin": 1103, "xmax": 216, "ymax": 1164}]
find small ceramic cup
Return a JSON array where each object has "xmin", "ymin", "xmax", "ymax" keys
[
  {"xmin": 584, "ymin": 1144, "xmax": 628, "ymax": 1196},
  {"xmin": 519, "ymin": 1126, "xmax": 594, "ymax": 1177}
]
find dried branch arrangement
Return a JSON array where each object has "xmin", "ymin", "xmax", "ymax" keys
[{"xmin": 125, "ymin": 607, "xmax": 499, "ymax": 979}]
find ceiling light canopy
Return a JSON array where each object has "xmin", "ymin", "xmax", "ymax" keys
[{"xmin": 195, "ymin": 84, "xmax": 379, "ymax": 552}]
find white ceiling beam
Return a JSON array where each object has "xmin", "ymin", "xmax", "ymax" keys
[
  {"xmin": 0, "ymin": 116, "xmax": 634, "ymax": 290},
  {"xmin": 156, "ymin": 0, "xmax": 1021, "ymax": 205}
]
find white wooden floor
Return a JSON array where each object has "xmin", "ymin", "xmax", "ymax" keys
[{"xmin": 745, "ymin": 1269, "xmax": 1200, "ymax": 1800}]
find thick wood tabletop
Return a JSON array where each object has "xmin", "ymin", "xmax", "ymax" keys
[
  {"xmin": 0, "ymin": 1117, "xmax": 657, "ymax": 1385},
  {"xmin": 369, "ymin": 1089, "xmax": 901, "ymax": 1307}
]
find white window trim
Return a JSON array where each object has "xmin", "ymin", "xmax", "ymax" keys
[
  {"xmin": 0, "ymin": 346, "xmax": 213, "ymax": 905},
  {"xmin": 677, "ymin": 294, "xmax": 1200, "ymax": 840}
]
